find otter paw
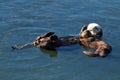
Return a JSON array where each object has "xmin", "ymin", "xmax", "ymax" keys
[{"xmin": 83, "ymin": 51, "xmax": 98, "ymax": 57}]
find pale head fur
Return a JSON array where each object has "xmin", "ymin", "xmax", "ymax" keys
[{"xmin": 87, "ymin": 23, "xmax": 102, "ymax": 36}]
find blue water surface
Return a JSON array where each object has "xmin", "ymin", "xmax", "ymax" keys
[{"xmin": 0, "ymin": 0, "xmax": 120, "ymax": 80}]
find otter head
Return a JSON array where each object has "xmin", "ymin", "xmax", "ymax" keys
[
  {"xmin": 80, "ymin": 23, "xmax": 103, "ymax": 39},
  {"xmin": 87, "ymin": 23, "xmax": 101, "ymax": 35},
  {"xmin": 87, "ymin": 23, "xmax": 103, "ymax": 38}
]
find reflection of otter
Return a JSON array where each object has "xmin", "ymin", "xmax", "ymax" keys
[
  {"xmin": 79, "ymin": 26, "xmax": 112, "ymax": 57},
  {"xmin": 40, "ymin": 48, "xmax": 57, "ymax": 57}
]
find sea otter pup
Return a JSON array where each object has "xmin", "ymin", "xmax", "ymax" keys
[
  {"xmin": 79, "ymin": 27, "xmax": 112, "ymax": 57},
  {"xmin": 12, "ymin": 32, "xmax": 79, "ymax": 50},
  {"xmin": 80, "ymin": 23, "xmax": 103, "ymax": 39}
]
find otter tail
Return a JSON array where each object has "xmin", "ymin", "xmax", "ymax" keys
[{"xmin": 11, "ymin": 43, "xmax": 34, "ymax": 50}]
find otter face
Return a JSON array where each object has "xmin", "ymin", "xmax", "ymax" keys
[
  {"xmin": 80, "ymin": 26, "xmax": 92, "ymax": 38},
  {"xmin": 80, "ymin": 30, "xmax": 92, "ymax": 38}
]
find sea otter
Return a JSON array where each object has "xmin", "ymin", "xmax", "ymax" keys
[
  {"xmin": 79, "ymin": 26, "xmax": 112, "ymax": 57},
  {"xmin": 12, "ymin": 32, "xmax": 80, "ymax": 50}
]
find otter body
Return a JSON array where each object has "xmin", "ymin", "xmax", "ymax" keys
[
  {"xmin": 12, "ymin": 32, "xmax": 79, "ymax": 50},
  {"xmin": 80, "ymin": 37, "xmax": 112, "ymax": 57}
]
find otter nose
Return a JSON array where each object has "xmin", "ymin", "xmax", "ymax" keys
[
  {"xmin": 86, "ymin": 30, "xmax": 92, "ymax": 37},
  {"xmin": 86, "ymin": 30, "xmax": 90, "ymax": 33}
]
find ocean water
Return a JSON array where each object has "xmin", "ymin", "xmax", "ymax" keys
[{"xmin": 0, "ymin": 0, "xmax": 120, "ymax": 80}]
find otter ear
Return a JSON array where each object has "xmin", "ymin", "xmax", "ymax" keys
[
  {"xmin": 44, "ymin": 32, "xmax": 55, "ymax": 37},
  {"xmin": 80, "ymin": 25, "xmax": 87, "ymax": 34}
]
